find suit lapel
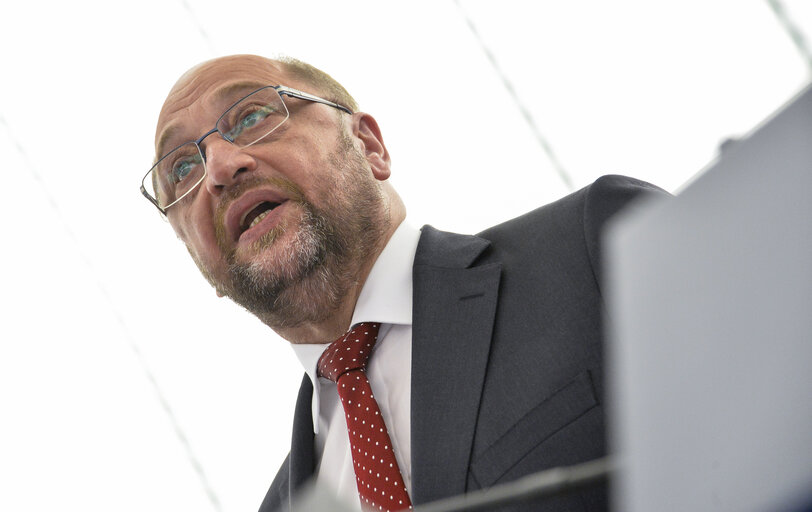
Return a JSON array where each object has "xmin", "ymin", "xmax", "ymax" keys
[
  {"xmin": 289, "ymin": 375, "xmax": 315, "ymax": 502},
  {"xmin": 410, "ymin": 226, "xmax": 502, "ymax": 504}
]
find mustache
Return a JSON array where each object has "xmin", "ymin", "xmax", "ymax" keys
[{"xmin": 216, "ymin": 175, "xmax": 305, "ymax": 215}]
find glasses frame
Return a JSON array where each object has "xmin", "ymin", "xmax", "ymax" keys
[{"xmin": 141, "ymin": 84, "xmax": 353, "ymax": 214}]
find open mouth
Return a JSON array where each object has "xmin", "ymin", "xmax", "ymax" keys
[
  {"xmin": 225, "ymin": 188, "xmax": 294, "ymax": 243},
  {"xmin": 240, "ymin": 201, "xmax": 283, "ymax": 235}
]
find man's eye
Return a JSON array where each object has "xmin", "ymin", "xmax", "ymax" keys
[
  {"xmin": 239, "ymin": 107, "xmax": 271, "ymax": 128},
  {"xmin": 170, "ymin": 154, "xmax": 201, "ymax": 184},
  {"xmin": 228, "ymin": 105, "xmax": 276, "ymax": 139}
]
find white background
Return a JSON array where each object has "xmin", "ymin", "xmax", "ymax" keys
[{"xmin": 1, "ymin": 1, "xmax": 810, "ymax": 510}]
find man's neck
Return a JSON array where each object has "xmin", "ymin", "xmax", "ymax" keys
[
  {"xmin": 274, "ymin": 214, "xmax": 405, "ymax": 344},
  {"xmin": 274, "ymin": 282, "xmax": 362, "ymax": 343}
]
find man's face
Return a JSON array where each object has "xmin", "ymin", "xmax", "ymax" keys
[{"xmin": 155, "ymin": 56, "xmax": 387, "ymax": 330}]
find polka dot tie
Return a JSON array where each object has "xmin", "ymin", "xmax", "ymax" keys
[{"xmin": 317, "ymin": 323, "xmax": 413, "ymax": 511}]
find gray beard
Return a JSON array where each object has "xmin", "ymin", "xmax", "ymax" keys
[
  {"xmin": 219, "ymin": 135, "xmax": 387, "ymax": 330},
  {"xmin": 225, "ymin": 203, "xmax": 354, "ymax": 329}
]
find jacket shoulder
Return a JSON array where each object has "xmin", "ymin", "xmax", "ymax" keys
[
  {"xmin": 480, "ymin": 175, "xmax": 665, "ymax": 237},
  {"xmin": 476, "ymin": 174, "xmax": 668, "ymax": 289},
  {"xmin": 581, "ymin": 174, "xmax": 669, "ymax": 286},
  {"xmin": 582, "ymin": 174, "xmax": 667, "ymax": 234}
]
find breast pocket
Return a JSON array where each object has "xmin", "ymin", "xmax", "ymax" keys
[{"xmin": 469, "ymin": 370, "xmax": 601, "ymax": 488}]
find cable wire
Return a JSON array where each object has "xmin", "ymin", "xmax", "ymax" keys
[
  {"xmin": 181, "ymin": 0, "xmax": 218, "ymax": 55},
  {"xmin": 454, "ymin": 0, "xmax": 575, "ymax": 191},
  {"xmin": 0, "ymin": 114, "xmax": 224, "ymax": 512},
  {"xmin": 766, "ymin": 0, "xmax": 812, "ymax": 75}
]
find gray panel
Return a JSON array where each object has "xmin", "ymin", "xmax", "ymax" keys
[{"xmin": 607, "ymin": 83, "xmax": 812, "ymax": 512}]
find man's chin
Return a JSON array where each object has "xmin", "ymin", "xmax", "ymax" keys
[
  {"xmin": 231, "ymin": 224, "xmax": 286, "ymax": 263},
  {"xmin": 231, "ymin": 244, "xmax": 277, "ymax": 273},
  {"xmin": 219, "ymin": 219, "xmax": 330, "ymax": 320},
  {"xmin": 222, "ymin": 255, "xmax": 331, "ymax": 330}
]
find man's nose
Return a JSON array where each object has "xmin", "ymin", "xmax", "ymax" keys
[{"xmin": 203, "ymin": 138, "xmax": 257, "ymax": 194}]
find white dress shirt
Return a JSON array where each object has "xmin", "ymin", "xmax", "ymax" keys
[{"xmin": 291, "ymin": 221, "xmax": 421, "ymax": 510}]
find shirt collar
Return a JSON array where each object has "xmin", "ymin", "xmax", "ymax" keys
[
  {"xmin": 350, "ymin": 219, "xmax": 419, "ymax": 327},
  {"xmin": 290, "ymin": 220, "xmax": 421, "ymax": 433}
]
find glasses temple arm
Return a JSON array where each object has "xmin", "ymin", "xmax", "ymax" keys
[{"xmin": 276, "ymin": 86, "xmax": 353, "ymax": 115}]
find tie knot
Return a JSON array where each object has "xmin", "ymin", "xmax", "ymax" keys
[{"xmin": 317, "ymin": 322, "xmax": 380, "ymax": 382}]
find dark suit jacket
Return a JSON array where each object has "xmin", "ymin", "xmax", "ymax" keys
[{"xmin": 260, "ymin": 175, "xmax": 667, "ymax": 512}]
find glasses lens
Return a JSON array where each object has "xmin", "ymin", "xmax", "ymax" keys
[
  {"xmin": 217, "ymin": 87, "xmax": 290, "ymax": 148},
  {"xmin": 144, "ymin": 142, "xmax": 206, "ymax": 210}
]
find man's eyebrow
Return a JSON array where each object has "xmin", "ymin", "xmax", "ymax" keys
[
  {"xmin": 155, "ymin": 125, "xmax": 178, "ymax": 163},
  {"xmin": 213, "ymin": 81, "xmax": 271, "ymax": 102}
]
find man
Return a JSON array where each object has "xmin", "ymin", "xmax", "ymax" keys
[{"xmin": 143, "ymin": 54, "xmax": 666, "ymax": 511}]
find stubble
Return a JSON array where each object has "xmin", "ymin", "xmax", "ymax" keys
[{"xmin": 205, "ymin": 133, "xmax": 388, "ymax": 330}]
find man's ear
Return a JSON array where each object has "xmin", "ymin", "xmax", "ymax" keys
[{"xmin": 352, "ymin": 113, "xmax": 392, "ymax": 181}]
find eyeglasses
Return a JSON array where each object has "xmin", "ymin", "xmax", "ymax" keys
[{"xmin": 141, "ymin": 85, "xmax": 353, "ymax": 214}]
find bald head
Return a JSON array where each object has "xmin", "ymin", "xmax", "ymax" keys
[
  {"xmin": 172, "ymin": 55, "xmax": 282, "ymax": 93},
  {"xmin": 157, "ymin": 55, "xmax": 357, "ymax": 150}
]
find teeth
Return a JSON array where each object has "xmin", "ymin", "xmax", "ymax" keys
[{"xmin": 249, "ymin": 209, "xmax": 271, "ymax": 229}]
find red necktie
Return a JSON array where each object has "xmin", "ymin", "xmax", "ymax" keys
[{"xmin": 317, "ymin": 323, "xmax": 413, "ymax": 511}]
